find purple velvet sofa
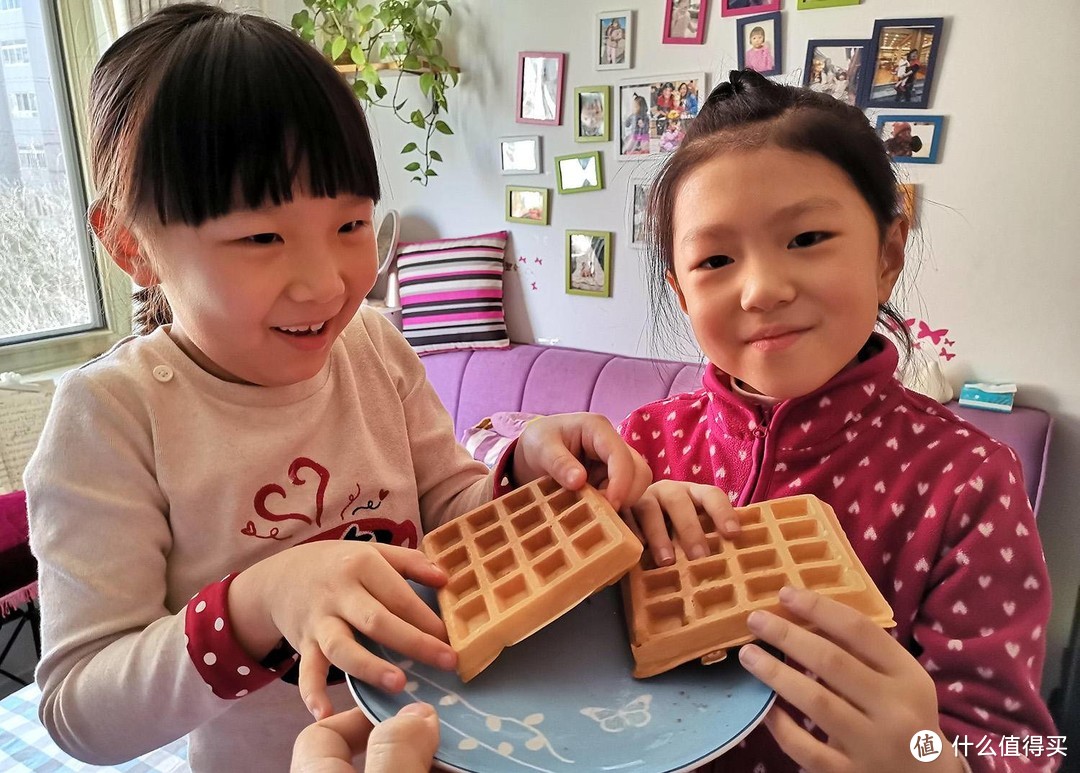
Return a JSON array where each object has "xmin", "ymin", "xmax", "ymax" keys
[{"xmin": 422, "ymin": 343, "xmax": 1054, "ymax": 514}]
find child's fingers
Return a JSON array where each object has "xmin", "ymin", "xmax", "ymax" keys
[
  {"xmin": 297, "ymin": 647, "xmax": 335, "ymax": 720},
  {"xmin": 375, "ymin": 544, "xmax": 449, "ymax": 589},
  {"xmin": 775, "ymin": 587, "xmax": 909, "ymax": 675},
  {"xmin": 367, "ymin": 547, "xmax": 452, "ymax": 641},
  {"xmin": 760, "ymin": 704, "xmax": 849, "ymax": 773},
  {"xmin": 738, "ymin": 641, "xmax": 868, "ymax": 742},
  {"xmin": 745, "ymin": 608, "xmax": 881, "ymax": 713},
  {"xmin": 654, "ymin": 488, "xmax": 710, "ymax": 560},
  {"xmin": 629, "ymin": 496, "xmax": 675, "ymax": 566},
  {"xmin": 689, "ymin": 484, "xmax": 741, "ymax": 537},
  {"xmin": 335, "ymin": 596, "xmax": 457, "ymax": 679},
  {"xmin": 366, "ymin": 703, "xmax": 440, "ymax": 773}
]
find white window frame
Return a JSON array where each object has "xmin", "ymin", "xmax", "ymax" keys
[
  {"xmin": 0, "ymin": 40, "xmax": 30, "ymax": 64},
  {"xmin": 0, "ymin": 0, "xmax": 131, "ymax": 375},
  {"xmin": 0, "ymin": 0, "xmax": 23, "ymax": 12},
  {"xmin": 11, "ymin": 90, "xmax": 37, "ymax": 115}
]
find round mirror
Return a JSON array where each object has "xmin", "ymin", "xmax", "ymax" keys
[{"xmin": 375, "ymin": 209, "xmax": 400, "ymax": 277}]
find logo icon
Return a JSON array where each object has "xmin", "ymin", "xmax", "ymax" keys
[{"xmin": 911, "ymin": 730, "xmax": 943, "ymax": 762}]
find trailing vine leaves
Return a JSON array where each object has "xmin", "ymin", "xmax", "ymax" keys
[{"xmin": 292, "ymin": 0, "xmax": 457, "ymax": 186}]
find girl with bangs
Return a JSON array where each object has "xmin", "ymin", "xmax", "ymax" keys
[{"xmin": 25, "ymin": 5, "xmax": 650, "ymax": 770}]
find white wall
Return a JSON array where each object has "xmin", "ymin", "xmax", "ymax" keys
[{"xmin": 260, "ymin": 0, "xmax": 1080, "ymax": 698}]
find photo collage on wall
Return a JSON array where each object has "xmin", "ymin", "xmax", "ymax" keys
[{"xmin": 502, "ymin": 3, "xmax": 948, "ymax": 299}]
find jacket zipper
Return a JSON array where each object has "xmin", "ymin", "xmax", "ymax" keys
[{"xmin": 738, "ymin": 404, "xmax": 773, "ymax": 506}]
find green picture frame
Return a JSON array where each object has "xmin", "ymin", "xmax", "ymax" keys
[
  {"xmin": 555, "ymin": 151, "xmax": 604, "ymax": 194},
  {"xmin": 505, "ymin": 186, "xmax": 550, "ymax": 225},
  {"xmin": 566, "ymin": 230, "xmax": 613, "ymax": 297},
  {"xmin": 574, "ymin": 85, "xmax": 611, "ymax": 142},
  {"xmin": 796, "ymin": 0, "xmax": 860, "ymax": 8}
]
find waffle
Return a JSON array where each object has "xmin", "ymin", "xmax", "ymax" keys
[
  {"xmin": 622, "ymin": 494, "xmax": 895, "ymax": 678},
  {"xmin": 422, "ymin": 477, "xmax": 643, "ymax": 682}
]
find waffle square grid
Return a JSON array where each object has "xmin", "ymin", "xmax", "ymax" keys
[
  {"xmin": 622, "ymin": 494, "xmax": 896, "ymax": 678},
  {"xmin": 422, "ymin": 477, "xmax": 642, "ymax": 682}
]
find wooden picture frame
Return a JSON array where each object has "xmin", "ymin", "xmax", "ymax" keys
[
  {"xmin": 876, "ymin": 115, "xmax": 944, "ymax": 164},
  {"xmin": 861, "ymin": 17, "xmax": 945, "ymax": 110},
  {"xmin": 516, "ymin": 51, "xmax": 566, "ymax": 125},
  {"xmin": 663, "ymin": 0, "xmax": 707, "ymax": 45},
  {"xmin": 803, "ymin": 39, "xmax": 870, "ymax": 107},
  {"xmin": 617, "ymin": 72, "xmax": 707, "ymax": 161},
  {"xmin": 566, "ymin": 230, "xmax": 613, "ymax": 297},
  {"xmin": 505, "ymin": 186, "xmax": 550, "ymax": 225},
  {"xmin": 596, "ymin": 10, "xmax": 633, "ymax": 70},
  {"xmin": 555, "ymin": 151, "xmax": 604, "ymax": 194},
  {"xmin": 736, "ymin": 12, "xmax": 782, "ymax": 77},
  {"xmin": 721, "ymin": 0, "xmax": 781, "ymax": 18},
  {"xmin": 574, "ymin": 86, "xmax": 611, "ymax": 143},
  {"xmin": 498, "ymin": 135, "xmax": 541, "ymax": 175}
]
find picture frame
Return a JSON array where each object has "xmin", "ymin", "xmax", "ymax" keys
[
  {"xmin": 898, "ymin": 182, "xmax": 919, "ymax": 227},
  {"xmin": 663, "ymin": 0, "xmax": 707, "ymax": 45},
  {"xmin": 555, "ymin": 151, "xmax": 604, "ymax": 194},
  {"xmin": 617, "ymin": 72, "xmax": 707, "ymax": 161},
  {"xmin": 516, "ymin": 51, "xmax": 566, "ymax": 125},
  {"xmin": 596, "ymin": 10, "xmax": 633, "ymax": 70},
  {"xmin": 574, "ymin": 86, "xmax": 612, "ymax": 143},
  {"xmin": 629, "ymin": 173, "xmax": 653, "ymax": 249},
  {"xmin": 737, "ymin": 12, "xmax": 782, "ymax": 77},
  {"xmin": 796, "ymin": 0, "xmax": 859, "ymax": 8},
  {"xmin": 498, "ymin": 135, "xmax": 541, "ymax": 175},
  {"xmin": 876, "ymin": 115, "xmax": 944, "ymax": 164},
  {"xmin": 803, "ymin": 39, "xmax": 869, "ymax": 107},
  {"xmin": 505, "ymin": 186, "xmax": 550, "ymax": 225},
  {"xmin": 861, "ymin": 17, "xmax": 945, "ymax": 110},
  {"xmin": 720, "ymin": 0, "xmax": 780, "ymax": 18},
  {"xmin": 566, "ymin": 230, "xmax": 613, "ymax": 297}
]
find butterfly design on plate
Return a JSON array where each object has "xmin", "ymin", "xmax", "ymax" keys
[
  {"xmin": 917, "ymin": 321, "xmax": 949, "ymax": 345},
  {"xmin": 580, "ymin": 694, "xmax": 652, "ymax": 733}
]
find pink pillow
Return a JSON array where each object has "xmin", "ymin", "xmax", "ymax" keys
[{"xmin": 397, "ymin": 231, "xmax": 510, "ymax": 354}]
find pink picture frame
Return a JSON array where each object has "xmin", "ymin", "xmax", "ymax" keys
[
  {"xmin": 662, "ymin": 0, "xmax": 708, "ymax": 45},
  {"xmin": 720, "ymin": 0, "xmax": 781, "ymax": 18},
  {"xmin": 516, "ymin": 51, "xmax": 566, "ymax": 126}
]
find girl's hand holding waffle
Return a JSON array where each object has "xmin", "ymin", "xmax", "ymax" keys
[
  {"xmin": 511, "ymin": 413, "xmax": 652, "ymax": 512},
  {"xmin": 738, "ymin": 586, "xmax": 963, "ymax": 773},
  {"xmin": 624, "ymin": 480, "xmax": 743, "ymax": 566}
]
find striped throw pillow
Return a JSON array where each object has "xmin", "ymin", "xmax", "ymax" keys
[{"xmin": 397, "ymin": 231, "xmax": 510, "ymax": 354}]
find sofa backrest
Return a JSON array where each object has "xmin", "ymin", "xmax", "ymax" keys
[{"xmin": 421, "ymin": 344, "xmax": 1052, "ymax": 515}]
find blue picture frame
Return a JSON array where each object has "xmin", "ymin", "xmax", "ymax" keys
[
  {"xmin": 861, "ymin": 17, "xmax": 944, "ymax": 109},
  {"xmin": 736, "ymin": 12, "xmax": 782, "ymax": 77},
  {"xmin": 802, "ymin": 38, "xmax": 870, "ymax": 108},
  {"xmin": 875, "ymin": 114, "xmax": 944, "ymax": 164}
]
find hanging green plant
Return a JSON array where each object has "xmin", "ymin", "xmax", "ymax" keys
[{"xmin": 292, "ymin": 0, "xmax": 458, "ymax": 186}]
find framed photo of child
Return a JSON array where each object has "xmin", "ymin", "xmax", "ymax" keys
[
  {"xmin": 574, "ymin": 86, "xmax": 611, "ymax": 142},
  {"xmin": 720, "ymin": 0, "xmax": 780, "ymax": 19},
  {"xmin": 736, "ymin": 13, "xmax": 782, "ymax": 77},
  {"xmin": 663, "ymin": 0, "xmax": 707, "ymax": 45},
  {"xmin": 506, "ymin": 186, "xmax": 550, "ymax": 225},
  {"xmin": 596, "ymin": 10, "xmax": 633, "ymax": 70},
  {"xmin": 516, "ymin": 51, "xmax": 566, "ymax": 125},
  {"xmin": 861, "ymin": 18, "xmax": 944, "ymax": 110},
  {"xmin": 616, "ymin": 72, "xmax": 707, "ymax": 161},
  {"xmin": 803, "ymin": 39, "xmax": 869, "ymax": 107},
  {"xmin": 566, "ymin": 230, "xmax": 613, "ymax": 297},
  {"xmin": 876, "ymin": 115, "xmax": 944, "ymax": 164}
]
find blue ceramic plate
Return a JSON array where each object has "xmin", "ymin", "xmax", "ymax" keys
[{"xmin": 349, "ymin": 584, "xmax": 774, "ymax": 773}]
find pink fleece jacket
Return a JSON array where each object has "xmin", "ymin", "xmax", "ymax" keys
[{"xmin": 619, "ymin": 337, "xmax": 1060, "ymax": 773}]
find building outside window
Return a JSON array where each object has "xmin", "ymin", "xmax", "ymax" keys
[{"xmin": 0, "ymin": 40, "xmax": 29, "ymax": 64}]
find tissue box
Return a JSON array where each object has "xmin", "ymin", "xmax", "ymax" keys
[{"xmin": 958, "ymin": 383, "xmax": 1016, "ymax": 413}]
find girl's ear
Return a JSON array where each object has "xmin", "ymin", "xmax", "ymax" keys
[
  {"xmin": 666, "ymin": 270, "xmax": 690, "ymax": 314},
  {"xmin": 877, "ymin": 216, "xmax": 908, "ymax": 303},
  {"xmin": 88, "ymin": 203, "xmax": 159, "ymax": 288}
]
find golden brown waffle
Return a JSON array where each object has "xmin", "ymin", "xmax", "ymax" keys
[
  {"xmin": 422, "ymin": 477, "xmax": 643, "ymax": 682},
  {"xmin": 622, "ymin": 494, "xmax": 895, "ymax": 678}
]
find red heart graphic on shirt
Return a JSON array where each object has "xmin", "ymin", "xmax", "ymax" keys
[
  {"xmin": 241, "ymin": 521, "xmax": 257, "ymax": 536},
  {"xmin": 254, "ymin": 457, "xmax": 331, "ymax": 527},
  {"xmin": 379, "ymin": 489, "xmax": 389, "ymax": 500}
]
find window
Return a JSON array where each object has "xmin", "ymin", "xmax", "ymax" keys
[
  {"xmin": 0, "ymin": 40, "xmax": 30, "ymax": 65},
  {"xmin": 0, "ymin": 0, "xmax": 112, "ymax": 370},
  {"xmin": 11, "ymin": 91, "xmax": 37, "ymax": 115}
]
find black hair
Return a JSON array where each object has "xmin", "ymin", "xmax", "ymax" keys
[
  {"xmin": 645, "ymin": 69, "xmax": 913, "ymax": 359},
  {"xmin": 89, "ymin": 3, "xmax": 380, "ymax": 332}
]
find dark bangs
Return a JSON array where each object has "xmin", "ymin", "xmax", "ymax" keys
[{"xmin": 133, "ymin": 13, "xmax": 380, "ymax": 226}]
